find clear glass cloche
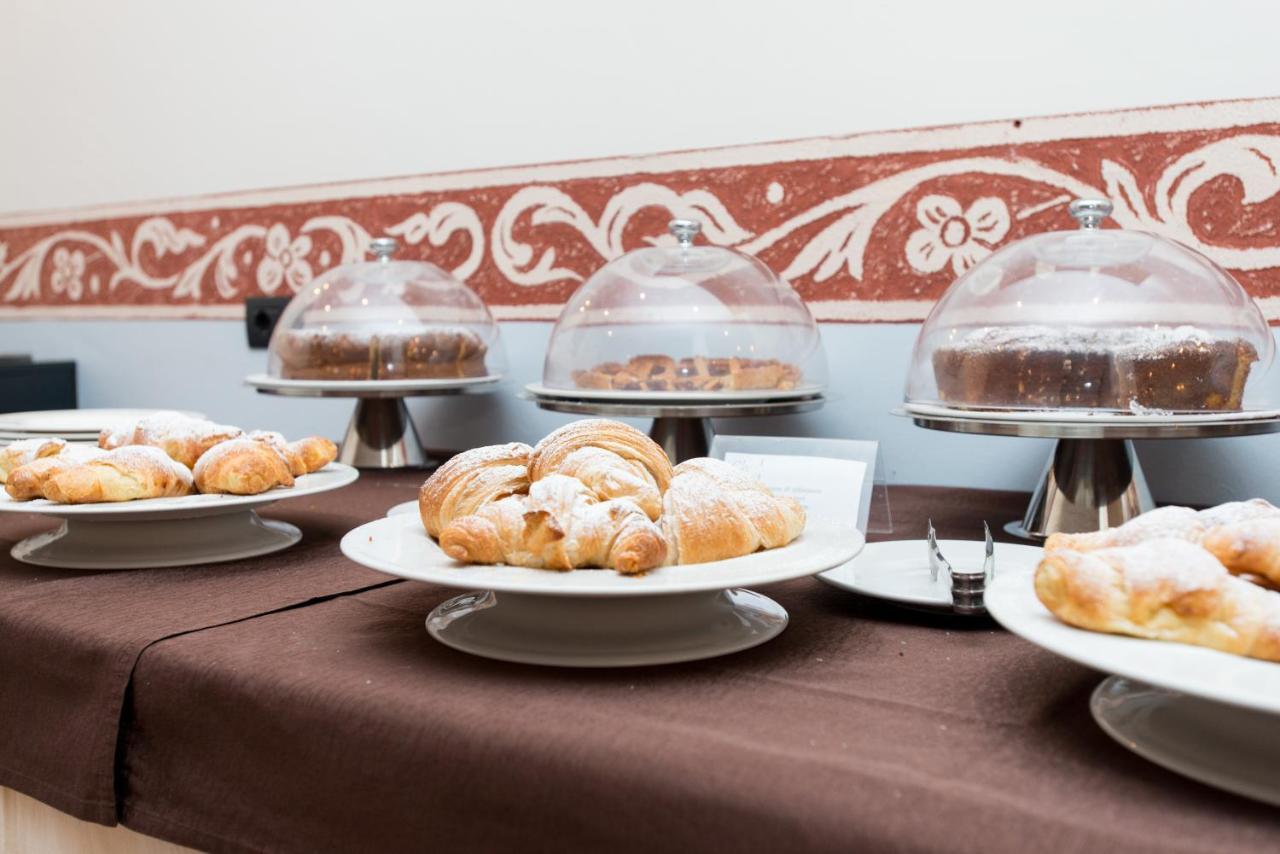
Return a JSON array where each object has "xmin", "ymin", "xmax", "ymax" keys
[
  {"xmin": 542, "ymin": 219, "xmax": 827, "ymax": 394},
  {"xmin": 904, "ymin": 199, "xmax": 1274, "ymax": 413},
  {"xmin": 267, "ymin": 237, "xmax": 506, "ymax": 381}
]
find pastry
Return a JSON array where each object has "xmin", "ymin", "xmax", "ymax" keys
[
  {"xmin": 100, "ymin": 412, "xmax": 243, "ymax": 468},
  {"xmin": 1202, "ymin": 518, "xmax": 1280, "ymax": 587},
  {"xmin": 438, "ymin": 474, "xmax": 668, "ymax": 574},
  {"xmin": 43, "ymin": 446, "xmax": 194, "ymax": 504},
  {"xmin": 931, "ymin": 325, "xmax": 1257, "ymax": 411},
  {"xmin": 0, "ymin": 437, "xmax": 66, "ymax": 483},
  {"xmin": 1045, "ymin": 499, "xmax": 1280, "ymax": 553},
  {"xmin": 660, "ymin": 457, "xmax": 805, "ymax": 565},
  {"xmin": 529, "ymin": 419, "xmax": 673, "ymax": 495},
  {"xmin": 289, "ymin": 436, "xmax": 338, "ymax": 473},
  {"xmin": 193, "ymin": 439, "xmax": 295, "ymax": 495},
  {"xmin": 419, "ymin": 442, "xmax": 532, "ymax": 537},
  {"xmin": 249, "ymin": 430, "xmax": 309, "ymax": 476},
  {"xmin": 274, "ymin": 328, "xmax": 488, "ymax": 381},
  {"xmin": 1035, "ymin": 538, "xmax": 1280, "ymax": 662},
  {"xmin": 532, "ymin": 445, "xmax": 663, "ymax": 521},
  {"xmin": 571, "ymin": 355, "xmax": 801, "ymax": 393},
  {"xmin": 5, "ymin": 445, "xmax": 106, "ymax": 501}
]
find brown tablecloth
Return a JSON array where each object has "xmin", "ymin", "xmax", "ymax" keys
[
  {"xmin": 109, "ymin": 485, "xmax": 1280, "ymax": 853},
  {"xmin": 0, "ymin": 470, "xmax": 421, "ymax": 824}
]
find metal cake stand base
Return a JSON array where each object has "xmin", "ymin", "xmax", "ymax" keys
[
  {"xmin": 527, "ymin": 393, "xmax": 826, "ymax": 463},
  {"xmin": 900, "ymin": 407, "xmax": 1280, "ymax": 541}
]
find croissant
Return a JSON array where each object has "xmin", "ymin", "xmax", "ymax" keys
[
  {"xmin": 528, "ymin": 419, "xmax": 674, "ymax": 496},
  {"xmin": 194, "ymin": 439, "xmax": 295, "ymax": 495},
  {"xmin": 1044, "ymin": 499, "xmax": 1280, "ymax": 553},
  {"xmin": 100, "ymin": 411, "xmax": 242, "ymax": 468},
  {"xmin": 5, "ymin": 445, "xmax": 107, "ymax": 501},
  {"xmin": 438, "ymin": 474, "xmax": 668, "ymax": 574},
  {"xmin": 0, "ymin": 437, "xmax": 66, "ymax": 483},
  {"xmin": 1201, "ymin": 518, "xmax": 1280, "ymax": 587},
  {"xmin": 43, "ymin": 446, "xmax": 194, "ymax": 504},
  {"xmin": 290, "ymin": 436, "xmax": 337, "ymax": 473},
  {"xmin": 249, "ymin": 430, "xmax": 308, "ymax": 476},
  {"xmin": 1035, "ymin": 538, "xmax": 1280, "ymax": 662},
  {"xmin": 660, "ymin": 457, "xmax": 805, "ymax": 565},
  {"xmin": 419, "ymin": 442, "xmax": 532, "ymax": 538},
  {"xmin": 539, "ymin": 445, "xmax": 663, "ymax": 520}
]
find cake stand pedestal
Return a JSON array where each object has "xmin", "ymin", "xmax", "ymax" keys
[
  {"xmin": 526, "ymin": 392, "xmax": 825, "ymax": 463},
  {"xmin": 898, "ymin": 407, "xmax": 1280, "ymax": 540},
  {"xmin": 247, "ymin": 375, "xmax": 501, "ymax": 469}
]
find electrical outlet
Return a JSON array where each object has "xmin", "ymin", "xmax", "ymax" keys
[{"xmin": 245, "ymin": 297, "xmax": 292, "ymax": 348}]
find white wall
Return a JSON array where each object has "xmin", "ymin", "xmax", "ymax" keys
[{"xmin": 3, "ymin": 0, "xmax": 1279, "ymax": 505}]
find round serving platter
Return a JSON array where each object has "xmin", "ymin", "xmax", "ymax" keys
[
  {"xmin": 1091, "ymin": 676, "xmax": 1280, "ymax": 807},
  {"xmin": 246, "ymin": 373, "xmax": 502, "ymax": 397},
  {"xmin": 901, "ymin": 401, "xmax": 1280, "ymax": 427},
  {"xmin": 818, "ymin": 539, "xmax": 1043, "ymax": 612},
  {"xmin": 0, "ymin": 463, "xmax": 358, "ymax": 569},
  {"xmin": 341, "ymin": 513, "xmax": 864, "ymax": 667},
  {"xmin": 524, "ymin": 381, "xmax": 824, "ymax": 404},
  {"xmin": 985, "ymin": 570, "xmax": 1280, "ymax": 716},
  {"xmin": 0, "ymin": 408, "xmax": 206, "ymax": 436}
]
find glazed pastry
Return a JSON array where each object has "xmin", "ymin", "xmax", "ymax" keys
[
  {"xmin": 250, "ymin": 430, "xmax": 309, "ymax": 476},
  {"xmin": 1035, "ymin": 538, "xmax": 1280, "ymax": 662},
  {"xmin": 43, "ymin": 446, "xmax": 194, "ymax": 504},
  {"xmin": 100, "ymin": 411, "xmax": 243, "ymax": 468},
  {"xmin": 194, "ymin": 439, "xmax": 295, "ymax": 495},
  {"xmin": 419, "ymin": 442, "xmax": 532, "ymax": 537},
  {"xmin": 528, "ymin": 419, "xmax": 673, "ymax": 495},
  {"xmin": 5, "ymin": 445, "xmax": 106, "ymax": 501},
  {"xmin": 1045, "ymin": 499, "xmax": 1280, "ymax": 552},
  {"xmin": 289, "ymin": 436, "xmax": 337, "ymax": 473},
  {"xmin": 533, "ymin": 445, "xmax": 663, "ymax": 520},
  {"xmin": 0, "ymin": 437, "xmax": 66, "ymax": 483},
  {"xmin": 1202, "ymin": 518, "xmax": 1280, "ymax": 587},
  {"xmin": 660, "ymin": 457, "xmax": 805, "ymax": 565},
  {"xmin": 438, "ymin": 474, "xmax": 667, "ymax": 574}
]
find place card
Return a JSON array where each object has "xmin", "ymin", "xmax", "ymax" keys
[{"xmin": 709, "ymin": 435, "xmax": 880, "ymax": 533}]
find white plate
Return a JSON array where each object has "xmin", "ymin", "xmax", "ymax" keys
[
  {"xmin": 902, "ymin": 401, "xmax": 1280, "ymax": 425},
  {"xmin": 986, "ymin": 570, "xmax": 1280, "ymax": 716},
  {"xmin": 1091, "ymin": 676, "xmax": 1280, "ymax": 807},
  {"xmin": 342, "ymin": 513, "xmax": 862, "ymax": 597},
  {"xmin": 246, "ymin": 373, "xmax": 502, "ymax": 394},
  {"xmin": 386, "ymin": 499, "xmax": 418, "ymax": 518},
  {"xmin": 341, "ymin": 514, "xmax": 863, "ymax": 667},
  {"xmin": 2, "ymin": 463, "xmax": 359, "ymax": 569},
  {"xmin": 818, "ymin": 539, "xmax": 1043, "ymax": 610},
  {"xmin": 525, "ymin": 382, "xmax": 825, "ymax": 403},
  {"xmin": 0, "ymin": 408, "xmax": 205, "ymax": 434}
]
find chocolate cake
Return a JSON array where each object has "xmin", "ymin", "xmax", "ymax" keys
[
  {"xmin": 932, "ymin": 326, "xmax": 1257, "ymax": 411},
  {"xmin": 275, "ymin": 328, "xmax": 488, "ymax": 380},
  {"xmin": 572, "ymin": 354, "xmax": 801, "ymax": 392}
]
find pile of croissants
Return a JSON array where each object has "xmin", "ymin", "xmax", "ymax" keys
[
  {"xmin": 418, "ymin": 419, "xmax": 805, "ymax": 574},
  {"xmin": 0, "ymin": 412, "xmax": 337, "ymax": 504},
  {"xmin": 1036, "ymin": 498, "xmax": 1280, "ymax": 663}
]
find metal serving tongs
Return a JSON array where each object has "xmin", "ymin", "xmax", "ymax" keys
[{"xmin": 927, "ymin": 520, "xmax": 995, "ymax": 616}]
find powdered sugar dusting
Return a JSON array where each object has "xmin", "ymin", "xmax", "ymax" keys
[
  {"xmin": 954, "ymin": 324, "xmax": 1237, "ymax": 357},
  {"xmin": 1102, "ymin": 538, "xmax": 1227, "ymax": 591},
  {"xmin": 1199, "ymin": 498, "xmax": 1280, "ymax": 527},
  {"xmin": 106, "ymin": 445, "xmax": 194, "ymax": 485}
]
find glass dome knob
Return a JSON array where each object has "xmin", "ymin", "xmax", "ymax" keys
[
  {"xmin": 368, "ymin": 236, "xmax": 400, "ymax": 261},
  {"xmin": 1068, "ymin": 198, "xmax": 1114, "ymax": 230},
  {"xmin": 668, "ymin": 218, "xmax": 702, "ymax": 248}
]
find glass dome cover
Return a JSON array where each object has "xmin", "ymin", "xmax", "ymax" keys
[
  {"xmin": 267, "ymin": 237, "xmax": 506, "ymax": 382},
  {"xmin": 543, "ymin": 219, "xmax": 827, "ymax": 394},
  {"xmin": 904, "ymin": 199, "xmax": 1274, "ymax": 414}
]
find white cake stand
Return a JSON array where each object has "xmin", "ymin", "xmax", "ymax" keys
[
  {"xmin": 898, "ymin": 404, "xmax": 1280, "ymax": 540},
  {"xmin": 0, "ymin": 463, "xmax": 358, "ymax": 569},
  {"xmin": 341, "ymin": 513, "xmax": 863, "ymax": 667},
  {"xmin": 524, "ymin": 383, "xmax": 826, "ymax": 463},
  {"xmin": 246, "ymin": 374, "xmax": 501, "ymax": 469}
]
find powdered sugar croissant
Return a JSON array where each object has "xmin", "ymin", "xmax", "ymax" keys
[
  {"xmin": 419, "ymin": 442, "xmax": 532, "ymax": 537},
  {"xmin": 1036, "ymin": 538, "xmax": 1280, "ymax": 662},
  {"xmin": 438, "ymin": 474, "xmax": 667, "ymax": 574},
  {"xmin": 661, "ymin": 457, "xmax": 805, "ymax": 565},
  {"xmin": 100, "ymin": 411, "xmax": 242, "ymax": 468},
  {"xmin": 43, "ymin": 446, "xmax": 194, "ymax": 504},
  {"xmin": 528, "ymin": 419, "xmax": 673, "ymax": 510},
  {"xmin": 1044, "ymin": 499, "xmax": 1280, "ymax": 553},
  {"xmin": 5, "ymin": 445, "xmax": 107, "ymax": 501}
]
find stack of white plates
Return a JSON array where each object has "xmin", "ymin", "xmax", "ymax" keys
[{"xmin": 0, "ymin": 408, "xmax": 205, "ymax": 446}]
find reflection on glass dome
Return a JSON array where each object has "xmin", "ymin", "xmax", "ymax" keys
[
  {"xmin": 267, "ymin": 237, "xmax": 506, "ymax": 381},
  {"xmin": 543, "ymin": 219, "xmax": 827, "ymax": 394},
  {"xmin": 905, "ymin": 199, "xmax": 1274, "ymax": 413}
]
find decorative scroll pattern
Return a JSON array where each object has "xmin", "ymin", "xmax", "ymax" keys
[{"xmin": 4, "ymin": 99, "xmax": 1280, "ymax": 321}]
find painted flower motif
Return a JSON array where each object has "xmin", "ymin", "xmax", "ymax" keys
[
  {"xmin": 50, "ymin": 246, "xmax": 86, "ymax": 300},
  {"xmin": 905, "ymin": 195, "xmax": 1010, "ymax": 275},
  {"xmin": 256, "ymin": 223, "xmax": 313, "ymax": 293}
]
